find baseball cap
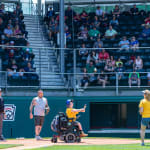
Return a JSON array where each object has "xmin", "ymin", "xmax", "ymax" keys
[
  {"xmin": 142, "ymin": 90, "xmax": 150, "ymax": 94},
  {"xmin": 66, "ymin": 99, "xmax": 73, "ymax": 105}
]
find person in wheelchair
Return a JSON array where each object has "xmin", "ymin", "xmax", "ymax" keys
[{"xmin": 66, "ymin": 99, "xmax": 88, "ymax": 137}]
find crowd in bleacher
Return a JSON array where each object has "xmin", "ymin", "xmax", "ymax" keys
[
  {"xmin": 0, "ymin": 3, "xmax": 39, "ymax": 86},
  {"xmin": 45, "ymin": 4, "xmax": 150, "ymax": 88}
]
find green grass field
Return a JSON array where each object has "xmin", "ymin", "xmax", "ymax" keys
[
  {"xmin": 27, "ymin": 144, "xmax": 150, "ymax": 150},
  {"xmin": 0, "ymin": 144, "xmax": 23, "ymax": 149}
]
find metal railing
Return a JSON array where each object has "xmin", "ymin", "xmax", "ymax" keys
[{"xmin": 0, "ymin": 45, "xmax": 150, "ymax": 95}]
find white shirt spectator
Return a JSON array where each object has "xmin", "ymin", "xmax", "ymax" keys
[{"xmin": 96, "ymin": 6, "xmax": 103, "ymax": 16}]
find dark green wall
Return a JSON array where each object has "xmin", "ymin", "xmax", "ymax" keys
[{"xmin": 3, "ymin": 96, "xmax": 142, "ymax": 138}]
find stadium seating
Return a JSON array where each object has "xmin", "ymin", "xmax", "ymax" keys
[
  {"xmin": 0, "ymin": 3, "xmax": 39, "ymax": 86},
  {"xmin": 45, "ymin": 6, "xmax": 150, "ymax": 88}
]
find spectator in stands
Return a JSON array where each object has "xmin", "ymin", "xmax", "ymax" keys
[
  {"xmin": 112, "ymin": 5, "xmax": 120, "ymax": 17},
  {"xmin": 65, "ymin": 6, "xmax": 76, "ymax": 20},
  {"xmin": 85, "ymin": 61, "xmax": 97, "ymax": 85},
  {"xmin": 22, "ymin": 48, "xmax": 33, "ymax": 65},
  {"xmin": 85, "ymin": 60, "xmax": 96, "ymax": 73},
  {"xmin": 100, "ymin": 12, "xmax": 108, "ymax": 28},
  {"xmin": 4, "ymin": 25, "xmax": 13, "ymax": 38},
  {"xmin": 87, "ymin": 51, "xmax": 99, "ymax": 65},
  {"xmin": 144, "ymin": 13, "xmax": 150, "ymax": 25},
  {"xmin": 24, "ymin": 62, "xmax": 35, "ymax": 72},
  {"xmin": 133, "ymin": 56, "xmax": 143, "ymax": 71},
  {"xmin": 104, "ymin": 60, "xmax": 115, "ymax": 73},
  {"xmin": 0, "ymin": 35, "xmax": 6, "ymax": 45},
  {"xmin": 65, "ymin": 29, "xmax": 72, "ymax": 42},
  {"xmin": 119, "ymin": 36, "xmax": 130, "ymax": 51},
  {"xmin": 116, "ymin": 63, "xmax": 125, "ymax": 80},
  {"xmin": 81, "ymin": 68, "xmax": 89, "ymax": 89},
  {"xmin": 7, "ymin": 59, "xmax": 18, "ymax": 77},
  {"xmin": 74, "ymin": 13, "xmax": 81, "ymax": 27},
  {"xmin": 130, "ymin": 36, "xmax": 139, "ymax": 51},
  {"xmin": 0, "ymin": 4, "xmax": 5, "ymax": 14},
  {"xmin": 79, "ymin": 43, "xmax": 88, "ymax": 65},
  {"xmin": 96, "ymin": 6, "xmax": 103, "ymax": 17},
  {"xmin": 105, "ymin": 25, "xmax": 117, "ymax": 39},
  {"xmin": 0, "ymin": 18, "xmax": 5, "ymax": 35},
  {"xmin": 88, "ymin": 26, "xmax": 100, "ymax": 40},
  {"xmin": 48, "ymin": 17, "xmax": 57, "ymax": 40},
  {"xmin": 47, "ymin": 7, "xmax": 54, "ymax": 19},
  {"xmin": 93, "ymin": 38, "xmax": 103, "ymax": 49},
  {"xmin": 13, "ymin": 25, "xmax": 22, "ymax": 37},
  {"xmin": 22, "ymin": 42, "xmax": 34, "ymax": 59},
  {"xmin": 9, "ymin": 49, "xmax": 15, "ymax": 59},
  {"xmin": 125, "ymin": 55, "xmax": 136, "ymax": 66},
  {"xmin": 128, "ymin": 69, "xmax": 140, "ymax": 88},
  {"xmin": 141, "ymin": 24, "xmax": 150, "ymax": 38},
  {"xmin": 99, "ymin": 49, "xmax": 109, "ymax": 63},
  {"xmin": 116, "ymin": 58, "xmax": 123, "ymax": 67},
  {"xmin": 8, "ymin": 19, "xmax": 13, "ymax": 29},
  {"xmin": 8, "ymin": 41, "xmax": 17, "ymax": 51},
  {"xmin": 147, "ymin": 72, "xmax": 150, "ymax": 86},
  {"xmin": 98, "ymin": 70, "xmax": 108, "ymax": 88},
  {"xmin": 109, "ymin": 16, "xmax": 119, "ymax": 30},
  {"xmin": 93, "ymin": 16, "xmax": 100, "ymax": 29},
  {"xmin": 22, "ymin": 42, "xmax": 31, "ymax": 53},
  {"xmin": 80, "ymin": 10, "xmax": 88, "ymax": 24},
  {"xmin": 130, "ymin": 4, "xmax": 139, "ymax": 15},
  {"xmin": 78, "ymin": 26, "xmax": 88, "ymax": 40},
  {"xmin": 15, "ymin": 3, "xmax": 22, "ymax": 16},
  {"xmin": 24, "ymin": 62, "xmax": 37, "ymax": 80},
  {"xmin": 110, "ymin": 56, "xmax": 116, "ymax": 67}
]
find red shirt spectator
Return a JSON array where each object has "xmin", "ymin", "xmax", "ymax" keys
[
  {"xmin": 144, "ymin": 14, "xmax": 150, "ymax": 25},
  {"xmin": 99, "ymin": 49, "xmax": 109, "ymax": 60}
]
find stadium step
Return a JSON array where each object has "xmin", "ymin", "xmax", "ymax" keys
[
  {"xmin": 41, "ymin": 82, "xmax": 65, "ymax": 86},
  {"xmin": 24, "ymin": 15, "xmax": 64, "ymax": 87}
]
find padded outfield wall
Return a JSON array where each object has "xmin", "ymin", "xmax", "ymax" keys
[{"xmin": 3, "ymin": 96, "xmax": 142, "ymax": 138}]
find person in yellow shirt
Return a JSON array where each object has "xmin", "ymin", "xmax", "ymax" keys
[
  {"xmin": 66, "ymin": 99, "xmax": 88, "ymax": 137},
  {"xmin": 139, "ymin": 89, "xmax": 150, "ymax": 146}
]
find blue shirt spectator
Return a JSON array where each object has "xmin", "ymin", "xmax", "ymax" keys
[
  {"xmin": 130, "ymin": 36, "xmax": 139, "ymax": 51},
  {"xmin": 119, "ymin": 36, "xmax": 130, "ymax": 50},
  {"xmin": 141, "ymin": 25, "xmax": 150, "ymax": 38}
]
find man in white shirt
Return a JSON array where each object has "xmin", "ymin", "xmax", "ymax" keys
[
  {"xmin": 30, "ymin": 90, "xmax": 50, "ymax": 140},
  {"xmin": 105, "ymin": 25, "xmax": 117, "ymax": 39}
]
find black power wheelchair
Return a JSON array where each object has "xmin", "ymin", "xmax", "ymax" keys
[{"xmin": 51, "ymin": 112, "xmax": 81, "ymax": 143}]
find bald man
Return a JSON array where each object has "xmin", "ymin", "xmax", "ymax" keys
[{"xmin": 30, "ymin": 90, "xmax": 50, "ymax": 140}]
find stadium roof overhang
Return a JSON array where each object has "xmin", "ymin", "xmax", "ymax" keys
[
  {"xmin": 0, "ymin": 0, "xmax": 19, "ymax": 3},
  {"xmin": 45, "ymin": 0, "xmax": 149, "ymax": 5}
]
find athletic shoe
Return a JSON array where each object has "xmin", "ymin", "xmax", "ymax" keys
[
  {"xmin": 141, "ymin": 142, "xmax": 145, "ymax": 146},
  {"xmin": 0, "ymin": 135, "xmax": 6, "ymax": 141},
  {"xmin": 80, "ymin": 131, "xmax": 88, "ymax": 137},
  {"xmin": 36, "ymin": 136, "xmax": 43, "ymax": 140}
]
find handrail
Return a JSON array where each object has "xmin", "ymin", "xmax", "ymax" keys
[
  {"xmin": 1, "ymin": 45, "xmax": 150, "ymax": 50},
  {"xmin": 0, "ymin": 71, "xmax": 149, "ymax": 75}
]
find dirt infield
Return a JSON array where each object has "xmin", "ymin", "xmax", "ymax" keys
[{"xmin": 1, "ymin": 138, "xmax": 150, "ymax": 150}]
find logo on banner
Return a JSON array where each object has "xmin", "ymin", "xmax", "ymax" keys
[{"xmin": 4, "ymin": 104, "xmax": 16, "ymax": 121}]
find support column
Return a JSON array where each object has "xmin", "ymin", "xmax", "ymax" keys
[
  {"xmin": 37, "ymin": 0, "xmax": 41, "ymax": 15},
  {"xmin": 59, "ymin": 0, "xmax": 65, "ymax": 74}
]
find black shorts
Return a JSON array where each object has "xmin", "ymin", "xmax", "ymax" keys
[{"xmin": 34, "ymin": 116, "xmax": 44, "ymax": 126}]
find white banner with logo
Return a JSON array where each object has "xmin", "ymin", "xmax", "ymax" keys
[{"xmin": 3, "ymin": 104, "xmax": 16, "ymax": 121}]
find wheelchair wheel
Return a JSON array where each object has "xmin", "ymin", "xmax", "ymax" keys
[
  {"xmin": 51, "ymin": 137, "xmax": 57, "ymax": 143},
  {"xmin": 65, "ymin": 133, "xmax": 76, "ymax": 143}
]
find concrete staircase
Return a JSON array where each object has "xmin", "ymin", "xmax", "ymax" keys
[{"xmin": 24, "ymin": 15, "xmax": 65, "ymax": 88}]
